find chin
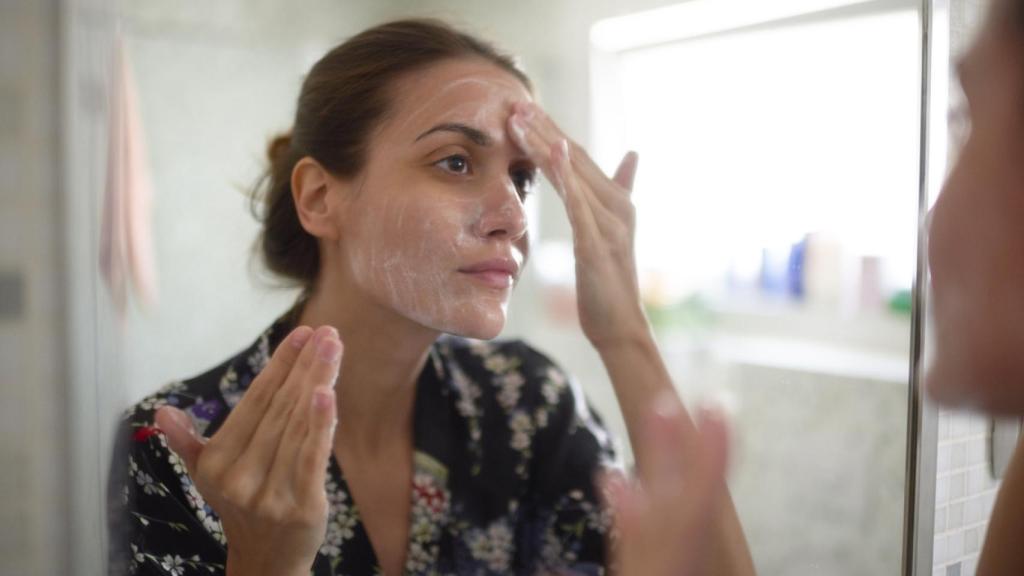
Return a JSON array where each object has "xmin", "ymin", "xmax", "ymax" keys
[
  {"xmin": 926, "ymin": 346, "xmax": 1024, "ymax": 416},
  {"xmin": 441, "ymin": 305, "xmax": 508, "ymax": 340}
]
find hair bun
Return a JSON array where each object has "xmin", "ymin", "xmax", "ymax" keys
[{"xmin": 267, "ymin": 132, "xmax": 293, "ymax": 167}]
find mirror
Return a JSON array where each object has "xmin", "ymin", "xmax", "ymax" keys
[{"xmin": 48, "ymin": 0, "xmax": 925, "ymax": 574}]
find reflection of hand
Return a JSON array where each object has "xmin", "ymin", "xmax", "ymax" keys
[
  {"xmin": 601, "ymin": 397, "xmax": 730, "ymax": 576},
  {"xmin": 508, "ymin": 102, "xmax": 646, "ymax": 349},
  {"xmin": 155, "ymin": 325, "xmax": 342, "ymax": 576}
]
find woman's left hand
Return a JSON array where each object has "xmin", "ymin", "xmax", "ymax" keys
[{"xmin": 508, "ymin": 101, "xmax": 646, "ymax": 349}]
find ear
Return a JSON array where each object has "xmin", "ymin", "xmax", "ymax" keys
[{"xmin": 292, "ymin": 156, "xmax": 347, "ymax": 242}]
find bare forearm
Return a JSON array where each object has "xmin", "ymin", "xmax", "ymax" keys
[{"xmin": 595, "ymin": 329, "xmax": 756, "ymax": 576}]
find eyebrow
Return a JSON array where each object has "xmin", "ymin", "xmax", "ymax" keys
[{"xmin": 414, "ymin": 122, "xmax": 492, "ymax": 147}]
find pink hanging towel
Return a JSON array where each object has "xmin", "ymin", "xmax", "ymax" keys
[{"xmin": 100, "ymin": 36, "xmax": 158, "ymax": 320}]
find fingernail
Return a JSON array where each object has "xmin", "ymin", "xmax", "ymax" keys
[
  {"xmin": 313, "ymin": 386, "xmax": 334, "ymax": 410},
  {"xmin": 289, "ymin": 326, "xmax": 313, "ymax": 349},
  {"xmin": 510, "ymin": 116, "xmax": 528, "ymax": 147},
  {"xmin": 317, "ymin": 337, "xmax": 341, "ymax": 363}
]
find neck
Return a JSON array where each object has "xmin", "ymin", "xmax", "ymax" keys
[{"xmin": 296, "ymin": 275, "xmax": 439, "ymax": 456}]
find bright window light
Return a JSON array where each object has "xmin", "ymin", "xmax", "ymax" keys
[{"xmin": 591, "ymin": 1, "xmax": 922, "ymax": 307}]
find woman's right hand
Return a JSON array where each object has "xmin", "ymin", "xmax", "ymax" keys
[
  {"xmin": 155, "ymin": 325, "xmax": 343, "ymax": 576},
  {"xmin": 602, "ymin": 396, "xmax": 732, "ymax": 576}
]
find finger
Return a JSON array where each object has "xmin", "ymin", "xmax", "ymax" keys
[
  {"xmin": 612, "ymin": 151, "xmax": 639, "ymax": 193},
  {"xmin": 510, "ymin": 104, "xmax": 633, "ymax": 222},
  {"xmin": 518, "ymin": 103, "xmax": 630, "ymax": 199},
  {"xmin": 510, "ymin": 113, "xmax": 566, "ymax": 199},
  {"xmin": 213, "ymin": 326, "xmax": 315, "ymax": 458},
  {"xmin": 296, "ymin": 385, "xmax": 338, "ymax": 504},
  {"xmin": 155, "ymin": 406, "xmax": 206, "ymax": 475},
  {"xmin": 522, "ymin": 104, "xmax": 568, "ymax": 153},
  {"xmin": 636, "ymin": 391, "xmax": 688, "ymax": 494},
  {"xmin": 689, "ymin": 405, "xmax": 731, "ymax": 493},
  {"xmin": 569, "ymin": 153, "xmax": 636, "ymax": 216},
  {"xmin": 551, "ymin": 139, "xmax": 601, "ymax": 245},
  {"xmin": 269, "ymin": 334, "xmax": 343, "ymax": 495},
  {"xmin": 231, "ymin": 325, "xmax": 337, "ymax": 496},
  {"xmin": 509, "ymin": 108, "xmax": 617, "ymax": 249},
  {"xmin": 663, "ymin": 407, "xmax": 730, "ymax": 573}
]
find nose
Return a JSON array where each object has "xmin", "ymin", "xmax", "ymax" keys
[{"xmin": 475, "ymin": 176, "xmax": 528, "ymax": 241}]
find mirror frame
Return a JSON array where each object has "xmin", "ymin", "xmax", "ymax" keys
[{"xmin": 904, "ymin": 0, "xmax": 950, "ymax": 574}]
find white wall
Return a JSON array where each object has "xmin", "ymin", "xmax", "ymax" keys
[{"xmin": 117, "ymin": 0, "xmax": 394, "ymax": 405}]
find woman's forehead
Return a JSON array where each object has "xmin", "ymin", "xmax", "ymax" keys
[{"xmin": 386, "ymin": 60, "xmax": 533, "ymax": 137}]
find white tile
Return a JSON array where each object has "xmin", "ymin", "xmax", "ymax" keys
[
  {"xmin": 938, "ymin": 445, "xmax": 952, "ymax": 473},
  {"xmin": 948, "ymin": 531, "xmax": 965, "ymax": 560},
  {"xmin": 934, "ymin": 534, "xmax": 948, "ymax": 566},
  {"xmin": 951, "ymin": 472, "xmax": 966, "ymax": 500},
  {"xmin": 970, "ymin": 415, "xmax": 988, "ymax": 436},
  {"xmin": 964, "ymin": 495, "xmax": 983, "ymax": 525},
  {"xmin": 949, "ymin": 502, "xmax": 964, "ymax": 530},
  {"xmin": 965, "ymin": 527, "xmax": 979, "ymax": 554},
  {"xmin": 984, "ymin": 492, "xmax": 996, "ymax": 516},
  {"xmin": 968, "ymin": 437, "xmax": 986, "ymax": 466},
  {"xmin": 937, "ymin": 475, "xmax": 950, "ymax": 504},
  {"xmin": 952, "ymin": 414, "xmax": 971, "ymax": 438},
  {"xmin": 967, "ymin": 467, "xmax": 985, "ymax": 496},
  {"xmin": 936, "ymin": 506, "xmax": 947, "ymax": 532},
  {"xmin": 963, "ymin": 556, "xmax": 977, "ymax": 576},
  {"xmin": 952, "ymin": 441, "xmax": 968, "ymax": 469},
  {"xmin": 940, "ymin": 413, "xmax": 951, "ymax": 441}
]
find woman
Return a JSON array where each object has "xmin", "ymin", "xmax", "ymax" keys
[
  {"xmin": 926, "ymin": 0, "xmax": 1024, "ymax": 573},
  {"xmin": 107, "ymin": 19, "xmax": 753, "ymax": 576}
]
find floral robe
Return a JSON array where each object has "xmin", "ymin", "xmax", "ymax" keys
[{"xmin": 107, "ymin": 312, "xmax": 619, "ymax": 576}]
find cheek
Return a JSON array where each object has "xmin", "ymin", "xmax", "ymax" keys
[{"xmin": 346, "ymin": 196, "xmax": 510, "ymax": 337}]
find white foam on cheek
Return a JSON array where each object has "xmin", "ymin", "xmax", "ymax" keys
[{"xmin": 353, "ymin": 194, "xmax": 506, "ymax": 338}]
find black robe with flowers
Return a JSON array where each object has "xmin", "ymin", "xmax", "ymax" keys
[{"xmin": 108, "ymin": 311, "xmax": 618, "ymax": 576}]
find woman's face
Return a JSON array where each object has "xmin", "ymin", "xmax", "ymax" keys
[
  {"xmin": 333, "ymin": 58, "xmax": 535, "ymax": 340},
  {"xmin": 927, "ymin": 0, "xmax": 1024, "ymax": 412}
]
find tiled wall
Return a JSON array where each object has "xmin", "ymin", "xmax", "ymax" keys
[
  {"xmin": 932, "ymin": 412, "xmax": 999, "ymax": 575},
  {"xmin": 932, "ymin": 1, "xmax": 996, "ymax": 575}
]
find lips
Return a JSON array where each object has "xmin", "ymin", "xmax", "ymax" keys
[{"xmin": 458, "ymin": 258, "xmax": 519, "ymax": 289}]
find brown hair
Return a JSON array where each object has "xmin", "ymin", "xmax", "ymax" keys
[{"xmin": 251, "ymin": 18, "xmax": 531, "ymax": 297}]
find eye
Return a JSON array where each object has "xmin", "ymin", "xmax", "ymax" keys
[
  {"xmin": 435, "ymin": 154, "xmax": 471, "ymax": 176},
  {"xmin": 510, "ymin": 166, "xmax": 537, "ymax": 199}
]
